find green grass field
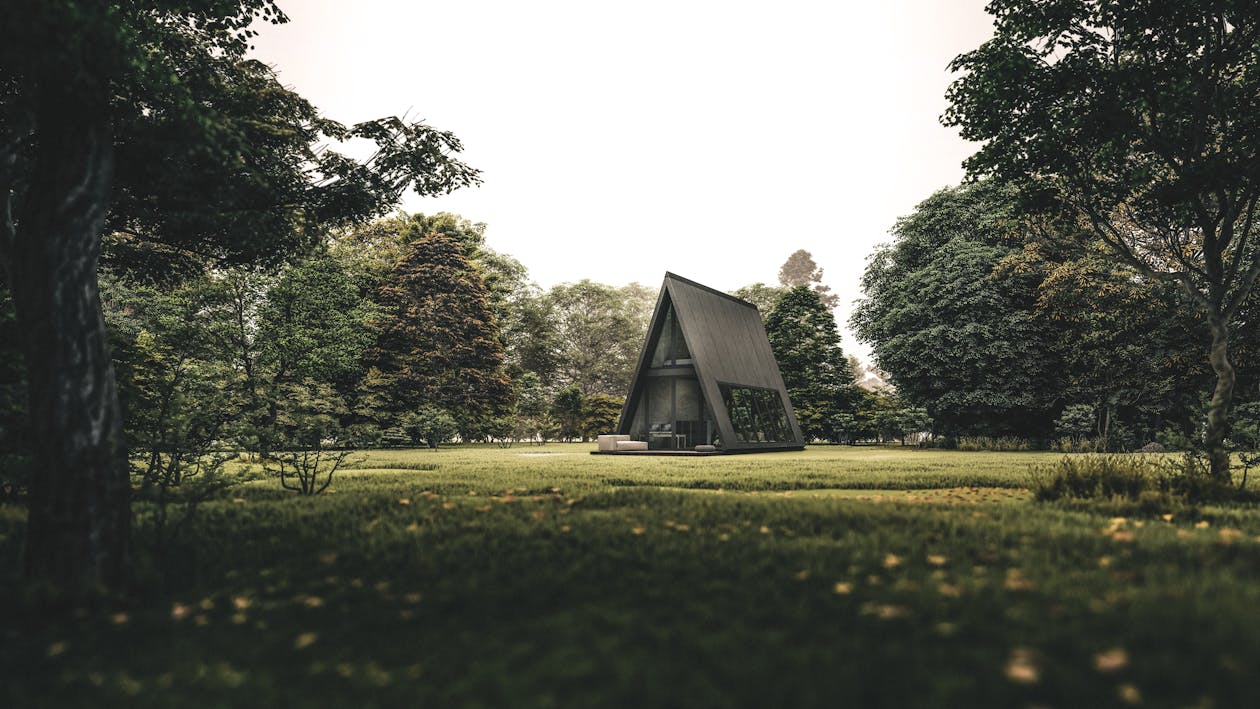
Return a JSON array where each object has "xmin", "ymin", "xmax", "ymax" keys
[{"xmin": 3, "ymin": 444, "xmax": 1260, "ymax": 707}]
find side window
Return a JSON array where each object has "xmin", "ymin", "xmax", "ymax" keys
[{"xmin": 718, "ymin": 384, "xmax": 794, "ymax": 443}]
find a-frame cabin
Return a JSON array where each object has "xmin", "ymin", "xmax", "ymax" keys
[{"xmin": 614, "ymin": 273, "xmax": 805, "ymax": 453}]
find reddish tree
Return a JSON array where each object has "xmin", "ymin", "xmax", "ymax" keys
[{"xmin": 369, "ymin": 230, "xmax": 511, "ymax": 428}]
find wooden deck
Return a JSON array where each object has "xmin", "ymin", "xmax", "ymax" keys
[{"xmin": 590, "ymin": 449, "xmax": 724, "ymax": 456}]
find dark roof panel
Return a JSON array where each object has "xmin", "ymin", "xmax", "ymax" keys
[{"xmin": 616, "ymin": 273, "xmax": 805, "ymax": 452}]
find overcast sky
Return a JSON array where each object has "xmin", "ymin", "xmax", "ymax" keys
[{"xmin": 249, "ymin": 0, "xmax": 996, "ymax": 358}]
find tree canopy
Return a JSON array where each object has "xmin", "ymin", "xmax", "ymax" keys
[
  {"xmin": 852, "ymin": 182, "xmax": 1066, "ymax": 438},
  {"xmin": 944, "ymin": 0, "xmax": 1260, "ymax": 477},
  {"xmin": 765, "ymin": 286, "xmax": 860, "ymax": 442},
  {"xmin": 0, "ymin": 0, "xmax": 480, "ymax": 594}
]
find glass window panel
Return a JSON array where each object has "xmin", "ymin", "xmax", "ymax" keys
[{"xmin": 719, "ymin": 384, "xmax": 795, "ymax": 444}]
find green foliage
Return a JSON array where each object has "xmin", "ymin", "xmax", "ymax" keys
[
  {"xmin": 953, "ymin": 437, "xmax": 1033, "ymax": 452},
  {"xmin": 400, "ymin": 406, "xmax": 459, "ymax": 449},
  {"xmin": 545, "ymin": 281, "xmax": 650, "ymax": 396},
  {"xmin": 257, "ymin": 253, "xmax": 378, "ymax": 392},
  {"xmin": 7, "ymin": 446, "xmax": 1260, "ymax": 706},
  {"xmin": 765, "ymin": 286, "xmax": 860, "ymax": 441},
  {"xmin": 551, "ymin": 385, "xmax": 585, "ymax": 442},
  {"xmin": 1053, "ymin": 405, "xmax": 1095, "ymax": 441},
  {"xmin": 367, "ymin": 228, "xmax": 511, "ymax": 427},
  {"xmin": 729, "ymin": 282, "xmax": 787, "ymax": 317},
  {"xmin": 1028, "ymin": 453, "xmax": 1250, "ymax": 513},
  {"xmin": 580, "ymin": 393, "xmax": 624, "ymax": 440},
  {"xmin": 852, "ymin": 182, "xmax": 1064, "ymax": 438},
  {"xmin": 871, "ymin": 406, "xmax": 933, "ymax": 446},
  {"xmin": 944, "ymin": 0, "xmax": 1260, "ymax": 479}
]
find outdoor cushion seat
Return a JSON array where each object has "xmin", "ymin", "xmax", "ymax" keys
[
  {"xmin": 597, "ymin": 434, "xmax": 631, "ymax": 451},
  {"xmin": 616, "ymin": 440, "xmax": 648, "ymax": 451}
]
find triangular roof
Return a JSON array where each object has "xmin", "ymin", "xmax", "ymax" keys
[{"xmin": 617, "ymin": 272, "xmax": 805, "ymax": 452}]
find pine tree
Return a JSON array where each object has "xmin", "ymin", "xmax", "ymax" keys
[
  {"xmin": 764, "ymin": 286, "xmax": 859, "ymax": 441},
  {"xmin": 369, "ymin": 229, "xmax": 511, "ymax": 431},
  {"xmin": 777, "ymin": 250, "xmax": 839, "ymax": 309}
]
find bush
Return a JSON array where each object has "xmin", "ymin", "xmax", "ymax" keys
[
  {"xmin": 955, "ymin": 436, "xmax": 1033, "ymax": 452},
  {"xmin": 1030, "ymin": 453, "xmax": 1250, "ymax": 511}
]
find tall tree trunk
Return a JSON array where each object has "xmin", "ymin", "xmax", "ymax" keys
[
  {"xmin": 1205, "ymin": 316, "xmax": 1236, "ymax": 483},
  {"xmin": 7, "ymin": 91, "xmax": 128, "ymax": 594}
]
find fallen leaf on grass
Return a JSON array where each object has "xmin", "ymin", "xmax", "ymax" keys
[
  {"xmin": 927, "ymin": 554, "xmax": 947, "ymax": 566},
  {"xmin": 794, "ymin": 570, "xmax": 811, "ymax": 581},
  {"xmin": 1004, "ymin": 647, "xmax": 1040, "ymax": 684},
  {"xmin": 1195, "ymin": 520, "xmax": 1210, "ymax": 529},
  {"xmin": 1118, "ymin": 683, "xmax": 1142, "ymax": 704},
  {"xmin": 441, "ymin": 502, "xmax": 456, "ymax": 510},
  {"xmin": 110, "ymin": 612, "xmax": 129, "ymax": 625},
  {"xmin": 937, "ymin": 583, "xmax": 962, "ymax": 598},
  {"xmin": 171, "ymin": 603, "xmax": 190, "ymax": 621},
  {"xmin": 47, "ymin": 641, "xmax": 67, "ymax": 658},
  {"xmin": 883, "ymin": 553, "xmax": 901, "ymax": 569},
  {"xmin": 301, "ymin": 596, "xmax": 324, "ymax": 609},
  {"xmin": 631, "ymin": 526, "xmax": 646, "ymax": 535},
  {"xmin": 1004, "ymin": 569, "xmax": 1035, "ymax": 592},
  {"xmin": 398, "ymin": 498, "xmax": 410, "ymax": 506},
  {"xmin": 832, "ymin": 582, "xmax": 853, "ymax": 595},
  {"xmin": 1094, "ymin": 647, "xmax": 1129, "ymax": 673},
  {"xmin": 294, "ymin": 632, "xmax": 318, "ymax": 649},
  {"xmin": 860, "ymin": 603, "xmax": 909, "ymax": 620},
  {"xmin": 1219, "ymin": 528, "xmax": 1242, "ymax": 544}
]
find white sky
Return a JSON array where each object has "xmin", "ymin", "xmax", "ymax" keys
[{"xmin": 249, "ymin": 0, "xmax": 995, "ymax": 359}]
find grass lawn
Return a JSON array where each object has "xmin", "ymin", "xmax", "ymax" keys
[{"xmin": 3, "ymin": 444, "xmax": 1260, "ymax": 707}]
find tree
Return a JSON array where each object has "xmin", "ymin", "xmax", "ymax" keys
[
  {"xmin": 546, "ymin": 281, "xmax": 648, "ymax": 396},
  {"xmin": 257, "ymin": 253, "xmax": 378, "ymax": 394},
  {"xmin": 851, "ymin": 183, "xmax": 1066, "ymax": 438},
  {"xmin": 0, "ymin": 0, "xmax": 479, "ymax": 593},
  {"xmin": 400, "ymin": 406, "xmax": 459, "ymax": 449},
  {"xmin": 551, "ymin": 386, "xmax": 585, "ymax": 442},
  {"xmin": 580, "ymin": 393, "xmax": 624, "ymax": 441},
  {"xmin": 764, "ymin": 286, "xmax": 861, "ymax": 442},
  {"xmin": 369, "ymin": 229, "xmax": 511, "ymax": 430},
  {"xmin": 944, "ymin": 0, "xmax": 1260, "ymax": 479},
  {"xmin": 513, "ymin": 371, "xmax": 553, "ymax": 444},
  {"xmin": 1010, "ymin": 240, "xmax": 1211, "ymax": 448},
  {"xmin": 778, "ymin": 249, "xmax": 839, "ymax": 309},
  {"xmin": 730, "ymin": 282, "xmax": 788, "ymax": 317}
]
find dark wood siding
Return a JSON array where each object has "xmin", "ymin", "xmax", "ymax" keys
[{"xmin": 617, "ymin": 272, "xmax": 804, "ymax": 451}]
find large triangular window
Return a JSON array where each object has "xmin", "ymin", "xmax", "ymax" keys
[{"xmin": 649, "ymin": 300, "xmax": 692, "ymax": 367}]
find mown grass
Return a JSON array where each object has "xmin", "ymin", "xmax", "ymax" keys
[{"xmin": 3, "ymin": 444, "xmax": 1260, "ymax": 707}]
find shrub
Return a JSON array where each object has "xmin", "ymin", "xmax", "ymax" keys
[
  {"xmin": 956, "ymin": 436, "xmax": 1033, "ymax": 452},
  {"xmin": 1030, "ymin": 453, "xmax": 1251, "ymax": 511}
]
